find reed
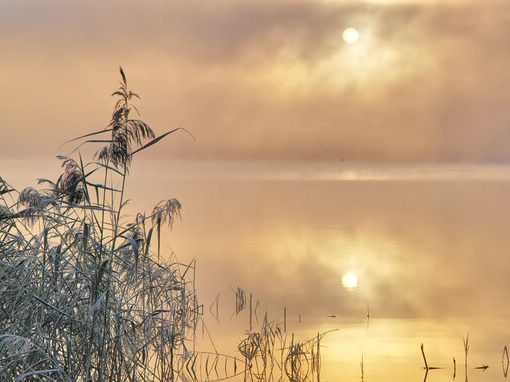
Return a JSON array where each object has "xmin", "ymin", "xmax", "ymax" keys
[
  {"xmin": 360, "ymin": 354, "xmax": 364, "ymax": 382},
  {"xmin": 463, "ymin": 332, "xmax": 469, "ymax": 375},
  {"xmin": 0, "ymin": 68, "xmax": 330, "ymax": 382},
  {"xmin": 420, "ymin": 343, "xmax": 441, "ymax": 371},
  {"xmin": 0, "ymin": 68, "xmax": 197, "ymax": 382},
  {"xmin": 421, "ymin": 343, "xmax": 428, "ymax": 370},
  {"xmin": 237, "ymin": 316, "xmax": 329, "ymax": 382},
  {"xmin": 503, "ymin": 346, "xmax": 509, "ymax": 377}
]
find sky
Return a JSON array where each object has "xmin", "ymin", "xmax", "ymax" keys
[{"xmin": 1, "ymin": 0, "xmax": 510, "ymax": 163}]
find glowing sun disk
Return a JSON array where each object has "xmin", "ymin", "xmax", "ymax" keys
[
  {"xmin": 343, "ymin": 28, "xmax": 359, "ymax": 44},
  {"xmin": 342, "ymin": 272, "xmax": 358, "ymax": 289}
]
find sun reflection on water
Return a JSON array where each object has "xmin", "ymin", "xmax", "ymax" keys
[
  {"xmin": 123, "ymin": 161, "xmax": 510, "ymax": 381},
  {"xmin": 342, "ymin": 271, "xmax": 358, "ymax": 289}
]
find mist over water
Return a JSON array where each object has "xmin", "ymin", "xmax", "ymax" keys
[
  {"xmin": 2, "ymin": 1, "xmax": 509, "ymax": 379},
  {"xmin": 3, "ymin": 159, "xmax": 510, "ymax": 381},
  {"xmin": 124, "ymin": 160, "xmax": 510, "ymax": 381}
]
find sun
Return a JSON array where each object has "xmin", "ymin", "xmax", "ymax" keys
[
  {"xmin": 342, "ymin": 28, "xmax": 359, "ymax": 44},
  {"xmin": 342, "ymin": 272, "xmax": 358, "ymax": 289}
]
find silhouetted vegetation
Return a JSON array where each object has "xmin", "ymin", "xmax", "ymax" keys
[
  {"xmin": 0, "ymin": 69, "xmax": 328, "ymax": 382},
  {"xmin": 0, "ymin": 68, "xmax": 197, "ymax": 381}
]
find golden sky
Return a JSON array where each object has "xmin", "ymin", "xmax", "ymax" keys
[
  {"xmin": 1, "ymin": 0, "xmax": 510, "ymax": 163},
  {"xmin": 4, "ymin": 5, "xmax": 510, "ymax": 373}
]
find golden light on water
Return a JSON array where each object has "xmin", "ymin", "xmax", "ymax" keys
[
  {"xmin": 342, "ymin": 271, "xmax": 358, "ymax": 289},
  {"xmin": 342, "ymin": 27, "xmax": 359, "ymax": 44}
]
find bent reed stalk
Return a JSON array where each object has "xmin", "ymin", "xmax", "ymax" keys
[{"xmin": 0, "ymin": 68, "xmax": 197, "ymax": 382}]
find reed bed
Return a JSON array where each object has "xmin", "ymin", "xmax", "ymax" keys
[
  {"xmin": 0, "ymin": 68, "xmax": 329, "ymax": 382},
  {"xmin": 0, "ymin": 68, "xmax": 198, "ymax": 382},
  {"xmin": 236, "ymin": 314, "xmax": 329, "ymax": 382}
]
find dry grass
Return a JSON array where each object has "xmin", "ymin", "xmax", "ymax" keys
[
  {"xmin": 0, "ymin": 68, "xmax": 197, "ymax": 382},
  {"xmin": 237, "ymin": 314, "xmax": 331, "ymax": 382},
  {"xmin": 0, "ymin": 68, "xmax": 328, "ymax": 382}
]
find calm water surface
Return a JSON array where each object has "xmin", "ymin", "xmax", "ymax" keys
[
  {"xmin": 5, "ymin": 160, "xmax": 510, "ymax": 381},
  {"xmin": 131, "ymin": 161, "xmax": 510, "ymax": 382}
]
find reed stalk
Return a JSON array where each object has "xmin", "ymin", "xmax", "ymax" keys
[{"xmin": 0, "ymin": 68, "xmax": 194, "ymax": 382}]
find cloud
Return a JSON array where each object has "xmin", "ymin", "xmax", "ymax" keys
[{"xmin": 1, "ymin": 0, "xmax": 510, "ymax": 161}]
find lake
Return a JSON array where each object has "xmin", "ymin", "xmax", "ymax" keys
[
  {"xmin": 3, "ymin": 159, "xmax": 510, "ymax": 381},
  {"xmin": 125, "ymin": 161, "xmax": 510, "ymax": 382}
]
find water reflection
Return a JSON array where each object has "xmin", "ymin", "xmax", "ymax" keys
[
  {"xmin": 124, "ymin": 161, "xmax": 510, "ymax": 381},
  {"xmin": 5, "ymin": 160, "xmax": 510, "ymax": 381},
  {"xmin": 503, "ymin": 346, "xmax": 509, "ymax": 377}
]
